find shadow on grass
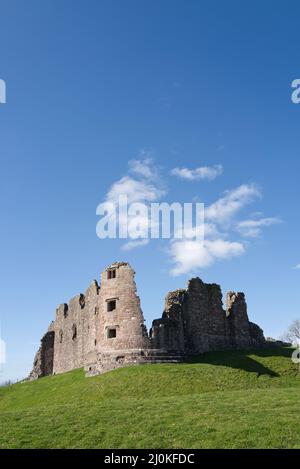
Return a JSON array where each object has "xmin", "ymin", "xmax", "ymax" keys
[{"xmin": 185, "ymin": 347, "xmax": 294, "ymax": 377}]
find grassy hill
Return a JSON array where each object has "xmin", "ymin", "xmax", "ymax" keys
[{"xmin": 0, "ymin": 347, "xmax": 299, "ymax": 449}]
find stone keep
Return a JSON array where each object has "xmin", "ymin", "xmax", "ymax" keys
[{"xmin": 29, "ymin": 262, "xmax": 266, "ymax": 379}]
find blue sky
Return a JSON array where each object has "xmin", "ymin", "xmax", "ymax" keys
[{"xmin": 1, "ymin": 0, "xmax": 300, "ymax": 382}]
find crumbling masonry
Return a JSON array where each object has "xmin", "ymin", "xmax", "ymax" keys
[{"xmin": 29, "ymin": 262, "xmax": 266, "ymax": 379}]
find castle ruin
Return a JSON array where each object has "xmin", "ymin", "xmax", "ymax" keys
[{"xmin": 29, "ymin": 262, "xmax": 266, "ymax": 379}]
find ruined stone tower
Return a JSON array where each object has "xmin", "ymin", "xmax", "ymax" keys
[
  {"xmin": 29, "ymin": 262, "xmax": 266, "ymax": 380},
  {"xmin": 86, "ymin": 262, "xmax": 151, "ymax": 374},
  {"xmin": 97, "ymin": 262, "xmax": 149, "ymax": 350}
]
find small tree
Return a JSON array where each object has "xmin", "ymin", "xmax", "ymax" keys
[{"xmin": 282, "ymin": 320, "xmax": 300, "ymax": 346}]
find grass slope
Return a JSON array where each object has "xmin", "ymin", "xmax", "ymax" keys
[{"xmin": 0, "ymin": 347, "xmax": 299, "ymax": 449}]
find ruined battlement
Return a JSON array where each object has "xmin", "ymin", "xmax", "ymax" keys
[{"xmin": 29, "ymin": 262, "xmax": 266, "ymax": 379}]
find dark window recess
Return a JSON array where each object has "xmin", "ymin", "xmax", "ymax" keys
[
  {"xmin": 63, "ymin": 304, "xmax": 68, "ymax": 318},
  {"xmin": 72, "ymin": 324, "xmax": 77, "ymax": 341},
  {"xmin": 107, "ymin": 328, "xmax": 116, "ymax": 339},
  {"xmin": 107, "ymin": 269, "xmax": 116, "ymax": 279},
  {"xmin": 107, "ymin": 299, "xmax": 116, "ymax": 312},
  {"xmin": 94, "ymin": 339, "xmax": 97, "ymax": 346},
  {"xmin": 79, "ymin": 294, "xmax": 85, "ymax": 309},
  {"xmin": 59, "ymin": 330, "xmax": 63, "ymax": 344}
]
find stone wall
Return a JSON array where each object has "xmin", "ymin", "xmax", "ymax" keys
[
  {"xmin": 29, "ymin": 262, "xmax": 266, "ymax": 379},
  {"xmin": 150, "ymin": 289, "xmax": 186, "ymax": 352},
  {"xmin": 51, "ymin": 280, "xmax": 100, "ymax": 374},
  {"xmin": 29, "ymin": 329, "xmax": 55, "ymax": 380},
  {"xmin": 225, "ymin": 291, "xmax": 251, "ymax": 348},
  {"xmin": 150, "ymin": 278, "xmax": 266, "ymax": 355}
]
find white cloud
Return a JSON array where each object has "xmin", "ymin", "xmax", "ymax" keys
[
  {"xmin": 128, "ymin": 157, "xmax": 155, "ymax": 179},
  {"xmin": 106, "ymin": 176, "xmax": 164, "ymax": 204},
  {"xmin": 294, "ymin": 264, "xmax": 300, "ymax": 270},
  {"xmin": 173, "ymin": 222, "xmax": 222, "ymax": 241},
  {"xmin": 167, "ymin": 183, "xmax": 278, "ymax": 276},
  {"xmin": 236, "ymin": 217, "xmax": 281, "ymax": 238},
  {"xmin": 121, "ymin": 239, "xmax": 150, "ymax": 251},
  {"xmin": 171, "ymin": 164, "xmax": 223, "ymax": 181},
  {"xmin": 169, "ymin": 239, "xmax": 245, "ymax": 276},
  {"xmin": 101, "ymin": 158, "xmax": 165, "ymax": 246},
  {"xmin": 205, "ymin": 184, "xmax": 261, "ymax": 225},
  {"xmin": 106, "ymin": 156, "xmax": 165, "ymax": 206}
]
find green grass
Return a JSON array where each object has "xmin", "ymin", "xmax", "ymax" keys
[{"xmin": 0, "ymin": 347, "xmax": 299, "ymax": 449}]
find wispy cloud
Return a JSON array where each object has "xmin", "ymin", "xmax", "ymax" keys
[
  {"xmin": 205, "ymin": 184, "xmax": 261, "ymax": 225},
  {"xmin": 294, "ymin": 264, "xmax": 300, "ymax": 270},
  {"xmin": 168, "ymin": 184, "xmax": 278, "ymax": 276},
  {"xmin": 128, "ymin": 156, "xmax": 156, "ymax": 179},
  {"xmin": 171, "ymin": 164, "xmax": 223, "ymax": 181},
  {"xmin": 169, "ymin": 239, "xmax": 245, "ymax": 276},
  {"xmin": 106, "ymin": 156, "xmax": 165, "ymax": 204},
  {"xmin": 121, "ymin": 239, "xmax": 149, "ymax": 251},
  {"xmin": 106, "ymin": 176, "xmax": 164, "ymax": 204},
  {"xmin": 236, "ymin": 217, "xmax": 281, "ymax": 238},
  {"xmin": 101, "ymin": 157, "xmax": 165, "ymax": 244}
]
